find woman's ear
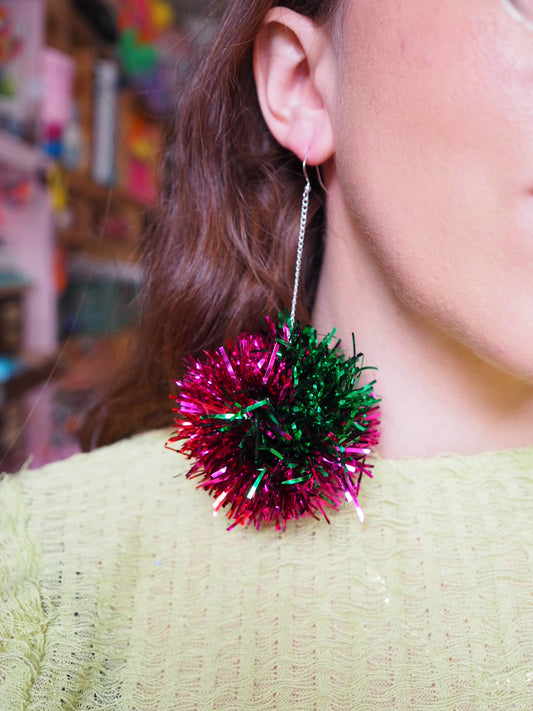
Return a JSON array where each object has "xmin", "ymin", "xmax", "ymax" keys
[{"xmin": 253, "ymin": 7, "xmax": 336, "ymax": 165}]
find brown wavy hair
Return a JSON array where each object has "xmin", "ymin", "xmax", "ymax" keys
[{"xmin": 83, "ymin": 0, "xmax": 340, "ymax": 448}]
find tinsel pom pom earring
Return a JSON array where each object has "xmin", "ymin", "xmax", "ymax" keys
[{"xmin": 167, "ymin": 161, "xmax": 380, "ymax": 531}]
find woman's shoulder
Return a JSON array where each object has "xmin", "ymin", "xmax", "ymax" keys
[
  {"xmin": 1, "ymin": 429, "xmax": 184, "ymax": 524},
  {"xmin": 0, "ymin": 429, "xmax": 204, "ymax": 709},
  {"xmin": 2, "ymin": 436, "xmax": 533, "ymax": 709},
  {"xmin": 12, "ymin": 428, "xmax": 182, "ymax": 489}
]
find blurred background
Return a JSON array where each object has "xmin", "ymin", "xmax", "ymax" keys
[{"xmin": 0, "ymin": 0, "xmax": 216, "ymax": 471}]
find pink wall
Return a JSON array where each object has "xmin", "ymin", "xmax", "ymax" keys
[
  {"xmin": 2, "ymin": 185, "xmax": 57, "ymax": 356},
  {"xmin": 0, "ymin": 1, "xmax": 56, "ymax": 357}
]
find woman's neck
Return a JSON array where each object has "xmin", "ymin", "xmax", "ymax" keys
[{"xmin": 312, "ymin": 195, "xmax": 533, "ymax": 459}]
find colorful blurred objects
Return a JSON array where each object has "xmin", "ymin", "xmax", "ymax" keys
[
  {"xmin": 117, "ymin": 0, "xmax": 177, "ymax": 115},
  {"xmin": 151, "ymin": 0, "xmax": 174, "ymax": 32},
  {"xmin": 118, "ymin": 0, "xmax": 174, "ymax": 44},
  {"xmin": 0, "ymin": 6, "xmax": 21, "ymax": 66},
  {"xmin": 123, "ymin": 113, "xmax": 159, "ymax": 203},
  {"xmin": 0, "ymin": 6, "xmax": 22, "ymax": 97},
  {"xmin": 47, "ymin": 163, "xmax": 69, "ymax": 213}
]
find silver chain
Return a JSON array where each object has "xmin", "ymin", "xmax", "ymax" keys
[{"xmin": 289, "ymin": 173, "xmax": 311, "ymax": 330}]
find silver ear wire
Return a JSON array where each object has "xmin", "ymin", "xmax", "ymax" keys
[
  {"xmin": 302, "ymin": 158, "xmax": 310, "ymax": 185},
  {"xmin": 289, "ymin": 160, "xmax": 312, "ymax": 330}
]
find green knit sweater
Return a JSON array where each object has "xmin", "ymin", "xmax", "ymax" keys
[{"xmin": 1, "ymin": 430, "xmax": 533, "ymax": 710}]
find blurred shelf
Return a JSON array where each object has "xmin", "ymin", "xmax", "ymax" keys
[
  {"xmin": 65, "ymin": 250, "xmax": 143, "ymax": 282},
  {"xmin": 67, "ymin": 170, "xmax": 152, "ymax": 209},
  {"xmin": 58, "ymin": 229, "xmax": 141, "ymax": 265},
  {"xmin": 0, "ymin": 280, "xmax": 30, "ymax": 299},
  {"xmin": 1, "ymin": 353, "xmax": 57, "ymax": 403}
]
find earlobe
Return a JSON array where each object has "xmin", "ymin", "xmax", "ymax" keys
[{"xmin": 253, "ymin": 7, "xmax": 335, "ymax": 166}]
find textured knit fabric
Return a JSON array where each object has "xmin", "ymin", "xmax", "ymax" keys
[{"xmin": 1, "ymin": 429, "xmax": 533, "ymax": 710}]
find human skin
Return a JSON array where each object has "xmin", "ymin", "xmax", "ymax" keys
[{"xmin": 254, "ymin": 0, "xmax": 533, "ymax": 457}]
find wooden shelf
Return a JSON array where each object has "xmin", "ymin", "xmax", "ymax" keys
[
  {"xmin": 66, "ymin": 170, "xmax": 151, "ymax": 209},
  {"xmin": 43, "ymin": 1, "xmax": 161, "ymax": 345},
  {"xmin": 58, "ymin": 229, "xmax": 140, "ymax": 263}
]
